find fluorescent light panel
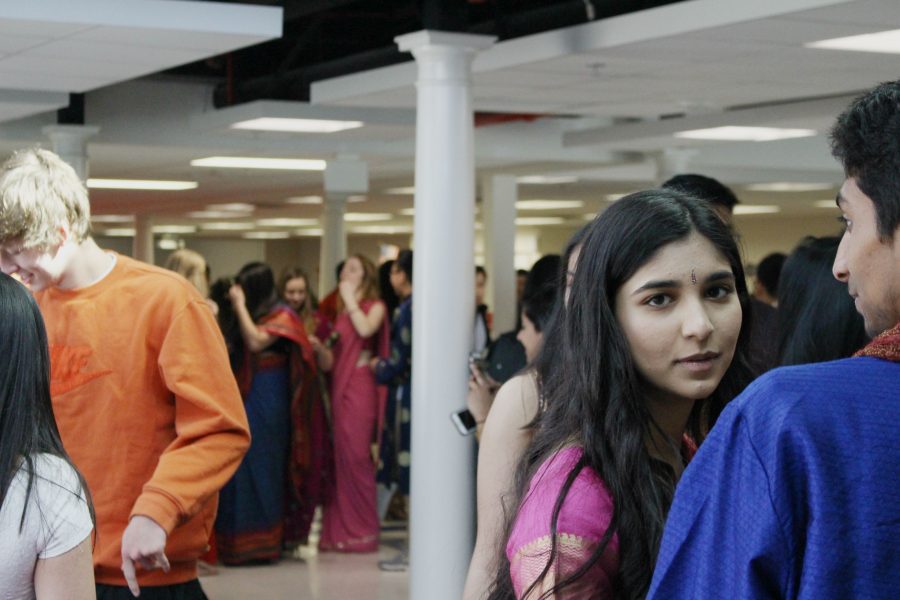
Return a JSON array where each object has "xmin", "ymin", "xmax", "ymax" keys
[
  {"xmin": 87, "ymin": 178, "xmax": 197, "ymax": 191},
  {"xmin": 199, "ymin": 222, "xmax": 255, "ymax": 231},
  {"xmin": 515, "ymin": 217, "xmax": 566, "ymax": 226},
  {"xmin": 344, "ymin": 213, "xmax": 392, "ymax": 222},
  {"xmin": 191, "ymin": 156, "xmax": 326, "ymax": 171},
  {"xmin": 399, "ymin": 208, "xmax": 416, "ymax": 216},
  {"xmin": 516, "ymin": 175, "xmax": 579, "ymax": 185},
  {"xmin": 674, "ymin": 126, "xmax": 816, "ymax": 142},
  {"xmin": 285, "ymin": 196, "xmax": 323, "ymax": 205},
  {"xmin": 384, "ymin": 186, "xmax": 416, "ymax": 195},
  {"xmin": 295, "ymin": 228, "xmax": 324, "ymax": 237},
  {"xmin": 805, "ymin": 29, "xmax": 900, "ymax": 54},
  {"xmin": 207, "ymin": 203, "xmax": 255, "ymax": 212},
  {"xmin": 231, "ymin": 117, "xmax": 363, "ymax": 133},
  {"xmin": 516, "ymin": 200, "xmax": 584, "ymax": 210},
  {"xmin": 745, "ymin": 182, "xmax": 834, "ymax": 192},
  {"xmin": 733, "ymin": 205, "xmax": 781, "ymax": 215},
  {"xmin": 257, "ymin": 218, "xmax": 319, "ymax": 227},
  {"xmin": 102, "ymin": 228, "xmax": 136, "ymax": 237},
  {"xmin": 244, "ymin": 231, "xmax": 291, "ymax": 239},
  {"xmin": 153, "ymin": 225, "xmax": 197, "ymax": 234}
]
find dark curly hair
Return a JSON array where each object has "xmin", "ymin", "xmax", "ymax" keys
[{"xmin": 830, "ymin": 80, "xmax": 900, "ymax": 240}]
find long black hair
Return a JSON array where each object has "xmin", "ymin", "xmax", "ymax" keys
[
  {"xmin": 0, "ymin": 273, "xmax": 94, "ymax": 531},
  {"xmin": 777, "ymin": 236, "xmax": 869, "ymax": 365},
  {"xmin": 490, "ymin": 189, "xmax": 755, "ymax": 600},
  {"xmin": 236, "ymin": 261, "xmax": 279, "ymax": 322}
]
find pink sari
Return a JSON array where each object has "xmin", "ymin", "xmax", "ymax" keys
[
  {"xmin": 507, "ymin": 448, "xmax": 619, "ymax": 598},
  {"xmin": 319, "ymin": 299, "xmax": 389, "ymax": 552}
]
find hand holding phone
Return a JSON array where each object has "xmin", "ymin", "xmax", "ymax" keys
[{"xmin": 451, "ymin": 408, "xmax": 478, "ymax": 435}]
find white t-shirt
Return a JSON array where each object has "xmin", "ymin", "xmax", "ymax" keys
[{"xmin": 0, "ymin": 454, "xmax": 93, "ymax": 600}]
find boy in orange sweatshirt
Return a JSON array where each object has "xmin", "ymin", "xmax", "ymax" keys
[{"xmin": 0, "ymin": 148, "xmax": 250, "ymax": 599}]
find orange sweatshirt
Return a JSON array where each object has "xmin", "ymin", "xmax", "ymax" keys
[{"xmin": 36, "ymin": 254, "xmax": 250, "ymax": 586}]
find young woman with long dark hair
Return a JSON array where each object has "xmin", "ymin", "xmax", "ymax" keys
[
  {"xmin": 0, "ymin": 273, "xmax": 94, "ymax": 599},
  {"xmin": 490, "ymin": 189, "xmax": 755, "ymax": 600}
]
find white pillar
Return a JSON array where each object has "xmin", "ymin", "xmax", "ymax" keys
[
  {"xmin": 654, "ymin": 148, "xmax": 698, "ymax": 185},
  {"xmin": 396, "ymin": 29, "xmax": 495, "ymax": 600},
  {"xmin": 133, "ymin": 214, "xmax": 154, "ymax": 264},
  {"xmin": 319, "ymin": 194, "xmax": 347, "ymax": 293},
  {"xmin": 319, "ymin": 158, "xmax": 367, "ymax": 293},
  {"xmin": 483, "ymin": 174, "xmax": 518, "ymax": 334},
  {"xmin": 43, "ymin": 124, "xmax": 100, "ymax": 181}
]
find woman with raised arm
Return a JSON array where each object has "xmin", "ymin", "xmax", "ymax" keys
[
  {"xmin": 489, "ymin": 189, "xmax": 754, "ymax": 600},
  {"xmin": 0, "ymin": 273, "xmax": 94, "ymax": 599},
  {"xmin": 318, "ymin": 254, "xmax": 390, "ymax": 553}
]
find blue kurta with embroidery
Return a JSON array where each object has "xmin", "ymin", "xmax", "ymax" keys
[
  {"xmin": 374, "ymin": 296, "xmax": 412, "ymax": 495},
  {"xmin": 649, "ymin": 357, "xmax": 900, "ymax": 600}
]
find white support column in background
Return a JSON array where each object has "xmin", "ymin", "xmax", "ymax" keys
[
  {"xmin": 396, "ymin": 29, "xmax": 495, "ymax": 600},
  {"xmin": 43, "ymin": 124, "xmax": 100, "ymax": 181},
  {"xmin": 319, "ymin": 157, "xmax": 367, "ymax": 294},
  {"xmin": 483, "ymin": 174, "xmax": 518, "ymax": 334},
  {"xmin": 133, "ymin": 214, "xmax": 154, "ymax": 264}
]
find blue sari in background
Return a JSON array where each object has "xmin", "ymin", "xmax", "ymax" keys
[{"xmin": 216, "ymin": 304, "xmax": 326, "ymax": 564}]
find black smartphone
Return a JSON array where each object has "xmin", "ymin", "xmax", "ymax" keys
[{"xmin": 450, "ymin": 408, "xmax": 478, "ymax": 435}]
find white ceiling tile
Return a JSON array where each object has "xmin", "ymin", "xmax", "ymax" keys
[
  {"xmin": 26, "ymin": 38, "xmax": 206, "ymax": 67},
  {"xmin": 75, "ymin": 27, "xmax": 265, "ymax": 52}
]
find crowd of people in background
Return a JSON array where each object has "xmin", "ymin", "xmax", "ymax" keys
[{"xmin": 0, "ymin": 79, "xmax": 897, "ymax": 600}]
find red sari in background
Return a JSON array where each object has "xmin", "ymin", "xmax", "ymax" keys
[{"xmin": 319, "ymin": 299, "xmax": 390, "ymax": 552}]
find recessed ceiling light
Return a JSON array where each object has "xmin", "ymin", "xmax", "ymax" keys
[
  {"xmin": 187, "ymin": 210, "xmax": 247, "ymax": 219},
  {"xmin": 347, "ymin": 195, "xmax": 368, "ymax": 203},
  {"xmin": 158, "ymin": 238, "xmax": 181, "ymax": 250},
  {"xmin": 344, "ymin": 213, "xmax": 392, "ymax": 222},
  {"xmin": 516, "ymin": 200, "xmax": 584, "ymax": 210},
  {"xmin": 745, "ymin": 182, "xmax": 834, "ymax": 192},
  {"xmin": 230, "ymin": 117, "xmax": 364, "ymax": 133},
  {"xmin": 674, "ymin": 126, "xmax": 816, "ymax": 142},
  {"xmin": 153, "ymin": 225, "xmax": 197, "ymax": 234},
  {"xmin": 384, "ymin": 186, "xmax": 416, "ymax": 195},
  {"xmin": 583, "ymin": 213, "xmax": 598, "ymax": 221},
  {"xmin": 733, "ymin": 205, "xmax": 781, "ymax": 215},
  {"xmin": 102, "ymin": 228, "xmax": 136, "ymax": 237},
  {"xmin": 243, "ymin": 231, "xmax": 291, "ymax": 239},
  {"xmin": 399, "ymin": 208, "xmax": 416, "ymax": 216},
  {"xmin": 516, "ymin": 175, "xmax": 579, "ymax": 185},
  {"xmin": 257, "ymin": 218, "xmax": 320, "ymax": 227},
  {"xmin": 207, "ymin": 203, "xmax": 256, "ymax": 212},
  {"xmin": 813, "ymin": 200, "xmax": 839, "ymax": 208},
  {"xmin": 294, "ymin": 228, "xmax": 324, "ymax": 237},
  {"xmin": 805, "ymin": 28, "xmax": 900, "ymax": 54},
  {"xmin": 191, "ymin": 156, "xmax": 326, "ymax": 170},
  {"xmin": 606, "ymin": 193, "xmax": 628, "ymax": 201},
  {"xmin": 86, "ymin": 178, "xmax": 198, "ymax": 191},
  {"xmin": 92, "ymin": 215, "xmax": 134, "ymax": 223},
  {"xmin": 515, "ymin": 217, "xmax": 566, "ymax": 225},
  {"xmin": 199, "ymin": 222, "xmax": 255, "ymax": 231},
  {"xmin": 285, "ymin": 196, "xmax": 323, "ymax": 205}
]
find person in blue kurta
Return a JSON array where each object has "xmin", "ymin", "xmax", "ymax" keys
[
  {"xmin": 649, "ymin": 80, "xmax": 900, "ymax": 600},
  {"xmin": 373, "ymin": 250, "xmax": 413, "ymax": 500}
]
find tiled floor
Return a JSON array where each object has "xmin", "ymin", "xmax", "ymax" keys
[
  {"xmin": 199, "ymin": 547, "xmax": 409, "ymax": 600},
  {"xmin": 200, "ymin": 520, "xmax": 410, "ymax": 600}
]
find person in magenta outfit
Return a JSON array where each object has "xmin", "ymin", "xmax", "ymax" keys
[
  {"xmin": 318, "ymin": 254, "xmax": 390, "ymax": 552},
  {"xmin": 489, "ymin": 189, "xmax": 755, "ymax": 600}
]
